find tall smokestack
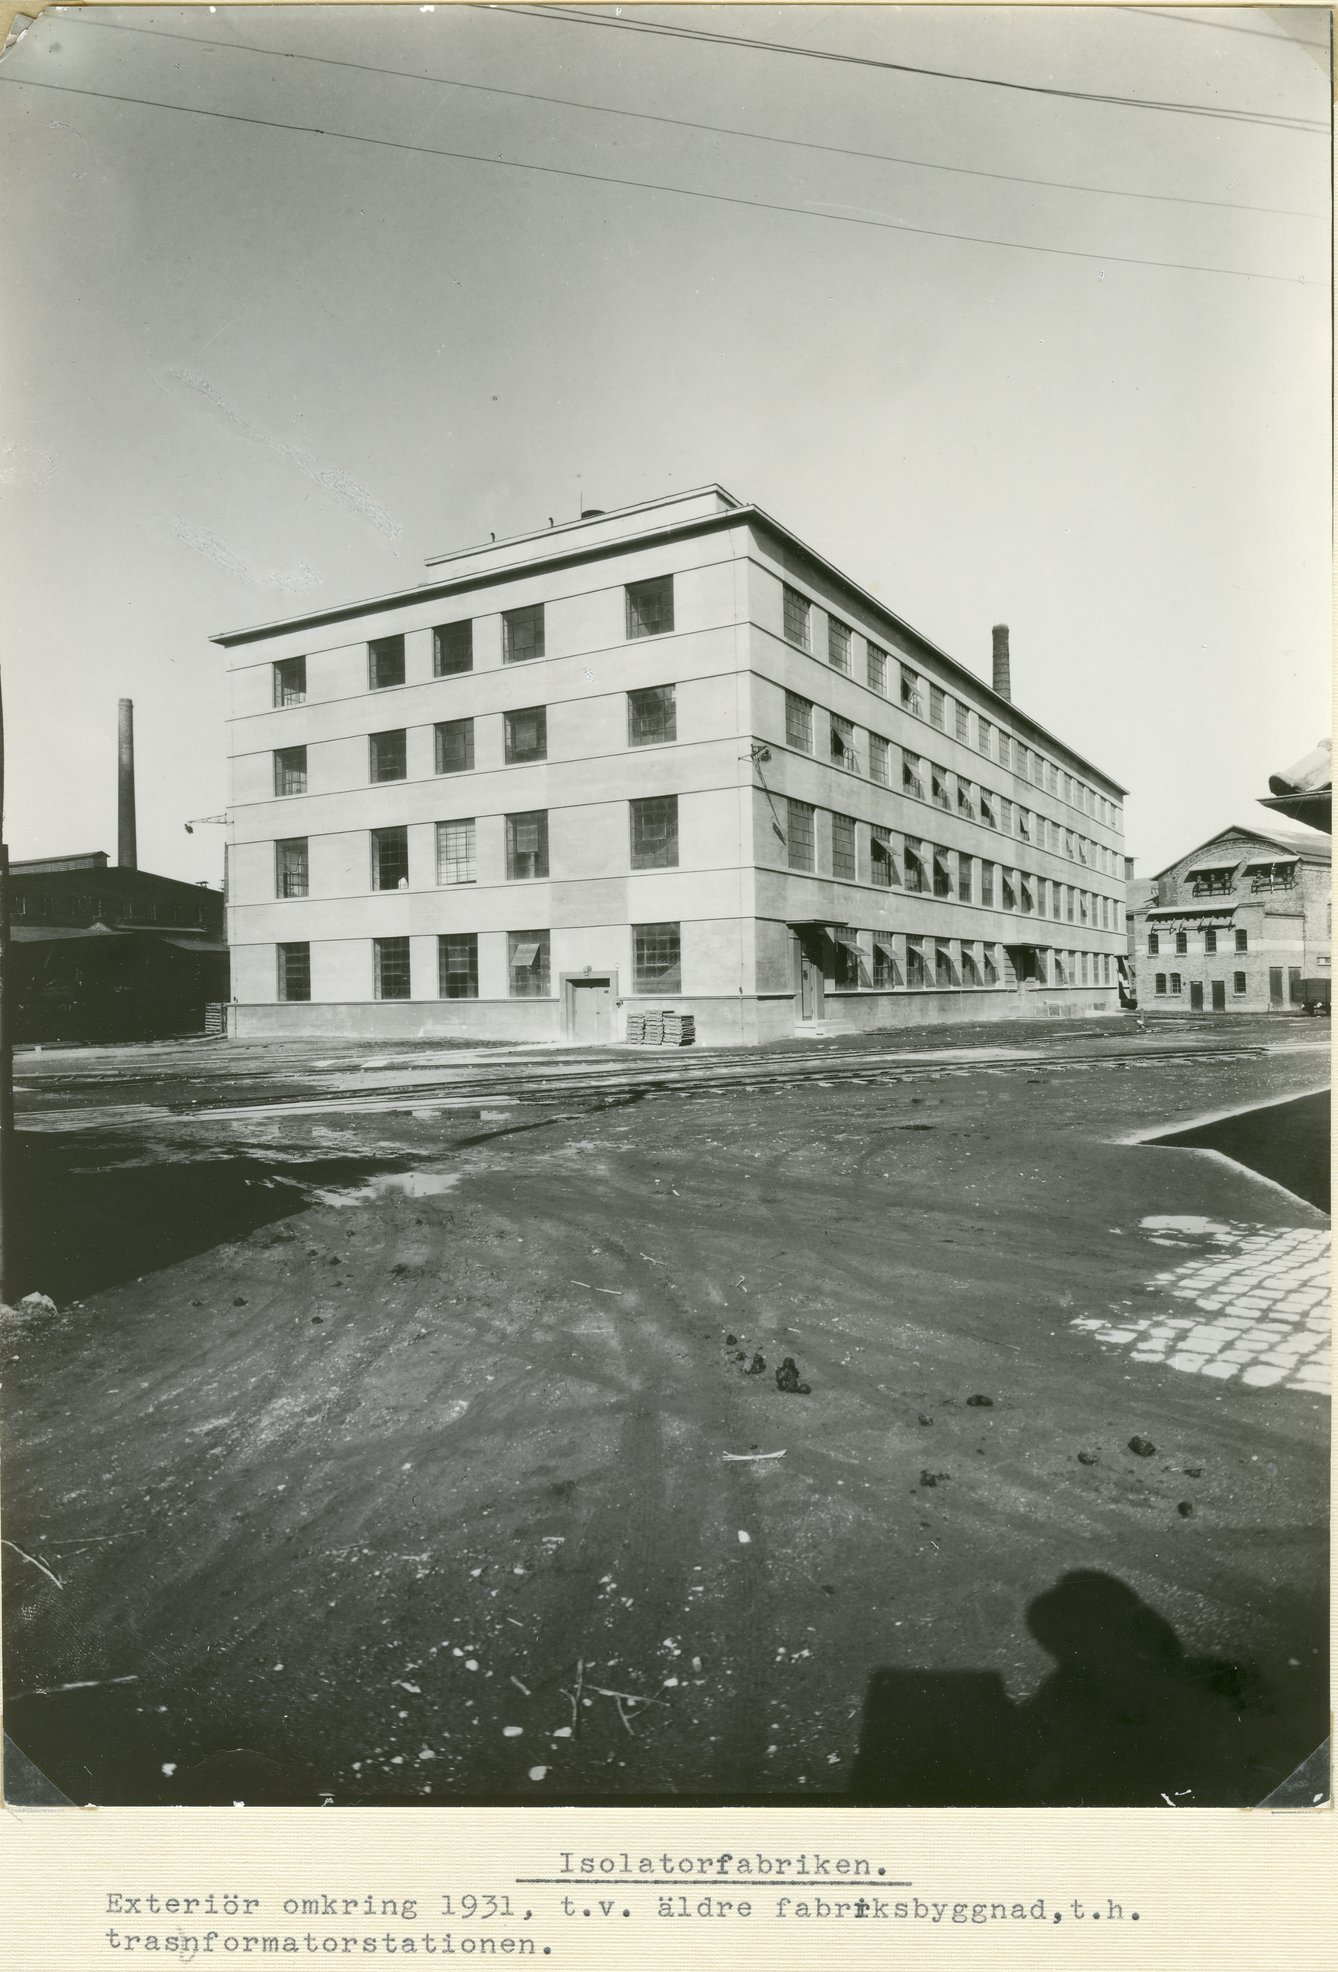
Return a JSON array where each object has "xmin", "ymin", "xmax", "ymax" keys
[
  {"xmin": 991, "ymin": 624, "xmax": 1011, "ymax": 702},
  {"xmin": 117, "ymin": 698, "xmax": 137, "ymax": 870}
]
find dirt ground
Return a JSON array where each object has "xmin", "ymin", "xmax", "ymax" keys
[{"xmin": 1, "ymin": 1014, "xmax": 1329, "ymax": 1807}]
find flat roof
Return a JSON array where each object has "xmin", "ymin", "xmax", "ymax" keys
[{"xmin": 211, "ymin": 486, "xmax": 1127, "ymax": 794}]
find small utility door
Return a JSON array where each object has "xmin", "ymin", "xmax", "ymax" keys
[
  {"xmin": 1211, "ymin": 979, "xmax": 1226, "ymax": 1011},
  {"xmin": 1190, "ymin": 981, "xmax": 1204, "ymax": 1012},
  {"xmin": 570, "ymin": 979, "xmax": 613, "ymax": 1044},
  {"xmin": 1269, "ymin": 966, "xmax": 1285, "ymax": 1009},
  {"xmin": 796, "ymin": 933, "xmax": 825, "ymax": 1022}
]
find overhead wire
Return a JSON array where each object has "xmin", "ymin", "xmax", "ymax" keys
[
  {"xmin": 1119, "ymin": 9, "xmax": 1330, "ymax": 49},
  {"xmin": 0, "ymin": 70, "xmax": 1313, "ymax": 287},
  {"xmin": 70, "ymin": 15, "xmax": 1327, "ymax": 221}
]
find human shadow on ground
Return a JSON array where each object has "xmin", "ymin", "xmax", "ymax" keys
[{"xmin": 848, "ymin": 1570, "xmax": 1325, "ymax": 1807}]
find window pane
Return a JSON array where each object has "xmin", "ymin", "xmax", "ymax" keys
[
  {"xmin": 626, "ymin": 575, "xmax": 674, "ymax": 639},
  {"xmin": 438, "ymin": 932, "xmax": 478, "ymax": 999},
  {"xmin": 933, "ymin": 848, "xmax": 952, "ymax": 897},
  {"xmin": 374, "ymin": 936, "xmax": 412, "ymax": 1000},
  {"xmin": 981, "ymin": 862, "xmax": 995, "ymax": 906},
  {"xmin": 869, "ymin": 732, "xmax": 890, "ymax": 786},
  {"xmin": 872, "ymin": 938, "xmax": 899, "ymax": 988},
  {"xmin": 832, "ymin": 812, "xmax": 856, "ymax": 881},
  {"xmin": 904, "ymin": 842, "xmax": 926, "ymax": 893},
  {"xmin": 867, "ymin": 643, "xmax": 888, "ymax": 695},
  {"xmin": 906, "ymin": 936, "xmax": 927, "ymax": 988},
  {"xmin": 503, "ymin": 603, "xmax": 545, "ymax": 663},
  {"xmin": 932, "ymin": 765, "xmax": 950, "ymax": 810},
  {"xmin": 870, "ymin": 826, "xmax": 896, "ymax": 888},
  {"xmin": 508, "ymin": 929, "xmax": 551, "ymax": 996},
  {"xmin": 273, "ymin": 657, "xmax": 306, "ymax": 707},
  {"xmin": 436, "ymin": 819, "xmax": 476, "ymax": 885},
  {"xmin": 630, "ymin": 794, "xmax": 679, "ymax": 870},
  {"xmin": 277, "ymin": 942, "xmax": 310, "ymax": 1001},
  {"xmin": 628, "ymin": 684, "xmax": 676, "ymax": 747},
  {"xmin": 902, "ymin": 751, "xmax": 924, "ymax": 800},
  {"xmin": 433, "ymin": 619, "xmax": 473, "ymax": 676},
  {"xmin": 830, "ymin": 714, "xmax": 855, "ymax": 770},
  {"xmin": 957, "ymin": 853, "xmax": 973, "ymax": 903},
  {"xmin": 955, "ymin": 703, "xmax": 970, "ymax": 744},
  {"xmin": 828, "ymin": 618, "xmax": 852, "ymax": 675},
  {"xmin": 786, "ymin": 798, "xmax": 815, "ymax": 872},
  {"xmin": 504, "ymin": 706, "xmax": 547, "ymax": 764},
  {"xmin": 929, "ymin": 684, "xmax": 946, "ymax": 729},
  {"xmin": 274, "ymin": 746, "xmax": 307, "ymax": 796},
  {"xmin": 369, "ymin": 635, "xmax": 406, "ymax": 690},
  {"xmin": 785, "ymin": 691, "xmax": 813, "ymax": 753},
  {"xmin": 369, "ymin": 729, "xmax": 407, "ymax": 782},
  {"xmin": 506, "ymin": 810, "xmax": 549, "ymax": 880},
  {"xmin": 1234, "ymin": 971, "xmax": 1247, "ymax": 993},
  {"xmin": 633, "ymin": 920, "xmax": 682, "ymax": 994},
  {"xmin": 276, "ymin": 837, "xmax": 309, "ymax": 898},
  {"xmin": 782, "ymin": 584, "xmax": 810, "ymax": 650},
  {"xmin": 435, "ymin": 718, "xmax": 474, "ymax": 774},
  {"xmin": 372, "ymin": 827, "xmax": 409, "ymax": 890}
]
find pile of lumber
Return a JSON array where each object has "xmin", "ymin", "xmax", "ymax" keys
[{"xmin": 625, "ymin": 1009, "xmax": 695, "ymax": 1046}]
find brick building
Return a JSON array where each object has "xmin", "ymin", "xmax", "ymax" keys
[
  {"xmin": 214, "ymin": 487, "xmax": 1128, "ymax": 1045},
  {"xmin": 1131, "ymin": 825, "xmax": 1330, "ymax": 1013}
]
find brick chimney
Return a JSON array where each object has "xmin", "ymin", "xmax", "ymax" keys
[
  {"xmin": 992, "ymin": 624, "xmax": 1011, "ymax": 702},
  {"xmin": 117, "ymin": 698, "xmax": 137, "ymax": 870}
]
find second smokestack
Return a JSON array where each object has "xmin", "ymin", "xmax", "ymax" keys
[
  {"xmin": 118, "ymin": 697, "xmax": 137, "ymax": 870},
  {"xmin": 992, "ymin": 624, "xmax": 1011, "ymax": 702}
]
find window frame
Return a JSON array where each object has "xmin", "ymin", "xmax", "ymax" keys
[
  {"xmin": 434, "ymin": 717, "xmax": 475, "ymax": 776},
  {"xmin": 277, "ymin": 941, "xmax": 311, "ymax": 1002},
  {"xmin": 273, "ymin": 745, "xmax": 308, "ymax": 797},
  {"xmin": 369, "ymin": 728, "xmax": 408, "ymax": 784},
  {"xmin": 625, "ymin": 574, "xmax": 674, "ymax": 641},
  {"xmin": 632, "ymin": 920, "xmax": 682, "ymax": 995},
  {"xmin": 433, "ymin": 619, "xmax": 473, "ymax": 677},
  {"xmin": 786, "ymin": 797, "xmax": 816, "ymax": 873},
  {"xmin": 508, "ymin": 928, "xmax": 551, "ymax": 997},
  {"xmin": 502, "ymin": 602, "xmax": 545, "ymax": 664},
  {"xmin": 505, "ymin": 809, "xmax": 550, "ymax": 881},
  {"xmin": 272, "ymin": 656, "xmax": 306, "ymax": 708},
  {"xmin": 628, "ymin": 684, "xmax": 677, "ymax": 748},
  {"xmin": 438, "ymin": 932, "xmax": 479, "ymax": 1000},
  {"xmin": 504, "ymin": 704, "xmax": 548, "ymax": 766},
  {"xmin": 373, "ymin": 935, "xmax": 413, "ymax": 1001},
  {"xmin": 368, "ymin": 634, "xmax": 406, "ymax": 691},
  {"xmin": 781, "ymin": 584, "xmax": 811, "ymax": 651},
  {"xmin": 435, "ymin": 818, "xmax": 477, "ymax": 886},
  {"xmin": 629, "ymin": 793, "xmax": 680, "ymax": 871},
  {"xmin": 371, "ymin": 825, "xmax": 410, "ymax": 892},
  {"xmin": 275, "ymin": 836, "xmax": 309, "ymax": 899}
]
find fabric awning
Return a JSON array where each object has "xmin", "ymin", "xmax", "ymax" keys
[
  {"xmin": 1185, "ymin": 859, "xmax": 1239, "ymax": 877},
  {"xmin": 1241, "ymin": 853, "xmax": 1299, "ymax": 871},
  {"xmin": 873, "ymin": 937, "xmax": 897, "ymax": 956},
  {"xmin": 510, "ymin": 942, "xmax": 541, "ymax": 967},
  {"xmin": 1146, "ymin": 906, "xmax": 1235, "ymax": 924},
  {"xmin": 833, "ymin": 930, "xmax": 862, "ymax": 952}
]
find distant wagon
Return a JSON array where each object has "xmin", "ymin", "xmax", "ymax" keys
[{"xmin": 1299, "ymin": 975, "xmax": 1331, "ymax": 1016}]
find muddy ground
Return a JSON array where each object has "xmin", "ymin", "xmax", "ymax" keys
[{"xmin": 1, "ymin": 1015, "xmax": 1329, "ymax": 1807}]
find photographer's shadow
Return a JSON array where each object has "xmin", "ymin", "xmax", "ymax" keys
[{"xmin": 849, "ymin": 1570, "xmax": 1282, "ymax": 1807}]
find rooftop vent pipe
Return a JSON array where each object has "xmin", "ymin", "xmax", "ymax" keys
[
  {"xmin": 117, "ymin": 697, "xmax": 137, "ymax": 870},
  {"xmin": 991, "ymin": 624, "xmax": 1011, "ymax": 702},
  {"xmin": 580, "ymin": 507, "xmax": 605, "ymax": 520}
]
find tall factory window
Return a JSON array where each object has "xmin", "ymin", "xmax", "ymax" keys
[
  {"xmin": 504, "ymin": 706, "xmax": 547, "ymax": 765},
  {"xmin": 634, "ymin": 921, "xmax": 682, "ymax": 994},
  {"xmin": 931, "ymin": 765, "xmax": 950, "ymax": 811},
  {"xmin": 786, "ymin": 799, "xmax": 816, "ymax": 873},
  {"xmin": 828, "ymin": 617, "xmax": 853, "ymax": 675},
  {"xmin": 1235, "ymin": 928, "xmax": 1249, "ymax": 952},
  {"xmin": 902, "ymin": 752, "xmax": 924, "ymax": 801},
  {"xmin": 1234, "ymin": 971, "xmax": 1247, "ymax": 995},
  {"xmin": 955, "ymin": 703, "xmax": 971, "ymax": 745},
  {"xmin": 957, "ymin": 853, "xmax": 973, "ymax": 903},
  {"xmin": 904, "ymin": 842, "xmax": 926, "ymax": 893},
  {"xmin": 905, "ymin": 936, "xmax": 928, "ymax": 989},
  {"xmin": 1169, "ymin": 972, "xmax": 1182, "ymax": 995},
  {"xmin": 900, "ymin": 666, "xmax": 923, "ymax": 717},
  {"xmin": 273, "ymin": 656, "xmax": 306, "ymax": 707},
  {"xmin": 782, "ymin": 584, "xmax": 811, "ymax": 650},
  {"xmin": 629, "ymin": 685, "xmax": 677, "ymax": 747},
  {"xmin": 506, "ymin": 811, "xmax": 549, "ymax": 880},
  {"xmin": 870, "ymin": 826, "xmax": 896, "ymax": 888},
  {"xmin": 630, "ymin": 795, "xmax": 679, "ymax": 870},
  {"xmin": 275, "ymin": 838, "xmax": 309, "ymax": 899},
  {"xmin": 832, "ymin": 813, "xmax": 857, "ymax": 882},
  {"xmin": 785, "ymin": 691, "xmax": 813, "ymax": 753},
  {"xmin": 981, "ymin": 862, "xmax": 995, "ymax": 907},
  {"xmin": 929, "ymin": 685, "xmax": 946, "ymax": 730},
  {"xmin": 932, "ymin": 847, "xmax": 953, "ymax": 898},
  {"xmin": 502, "ymin": 603, "xmax": 545, "ymax": 664},
  {"xmin": 508, "ymin": 930, "xmax": 551, "ymax": 997},
  {"xmin": 369, "ymin": 635, "xmax": 406, "ymax": 690},
  {"xmin": 435, "ymin": 819, "xmax": 476, "ymax": 886},
  {"xmin": 369, "ymin": 729, "xmax": 407, "ymax": 783},
  {"xmin": 1175, "ymin": 930, "xmax": 1188, "ymax": 954},
  {"xmin": 1204, "ymin": 928, "xmax": 1218, "ymax": 955},
  {"xmin": 626, "ymin": 575, "xmax": 674, "ymax": 640},
  {"xmin": 373, "ymin": 937, "xmax": 412, "ymax": 1000},
  {"xmin": 1147, "ymin": 931, "xmax": 1160, "ymax": 955},
  {"xmin": 433, "ymin": 620, "xmax": 473, "ymax": 676},
  {"xmin": 435, "ymin": 718, "xmax": 474, "ymax": 775},
  {"xmin": 371, "ymin": 827, "xmax": 409, "ymax": 891},
  {"xmin": 277, "ymin": 942, "xmax": 311, "ymax": 1002},
  {"xmin": 438, "ymin": 934, "xmax": 479, "ymax": 999},
  {"xmin": 274, "ymin": 746, "xmax": 307, "ymax": 796},
  {"xmin": 866, "ymin": 643, "xmax": 889, "ymax": 696},
  {"xmin": 869, "ymin": 733, "xmax": 891, "ymax": 786},
  {"xmin": 830, "ymin": 714, "xmax": 856, "ymax": 770}
]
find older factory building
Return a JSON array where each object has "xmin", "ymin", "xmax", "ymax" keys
[
  {"xmin": 1132, "ymin": 824, "xmax": 1331, "ymax": 1014},
  {"xmin": 215, "ymin": 487, "xmax": 1127, "ymax": 1045}
]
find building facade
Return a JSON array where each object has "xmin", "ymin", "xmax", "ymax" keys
[
  {"xmin": 1131, "ymin": 825, "xmax": 1330, "ymax": 1014},
  {"xmin": 216, "ymin": 488, "xmax": 1127, "ymax": 1045}
]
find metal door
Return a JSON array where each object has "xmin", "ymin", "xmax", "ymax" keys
[
  {"xmin": 1269, "ymin": 967, "xmax": 1284, "ymax": 1009},
  {"xmin": 1190, "ymin": 981, "xmax": 1204, "ymax": 1011},
  {"xmin": 796, "ymin": 934, "xmax": 824, "ymax": 1021},
  {"xmin": 1211, "ymin": 979, "xmax": 1226, "ymax": 1011},
  {"xmin": 571, "ymin": 979, "xmax": 612, "ymax": 1044}
]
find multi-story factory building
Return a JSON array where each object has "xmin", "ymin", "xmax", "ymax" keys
[{"xmin": 215, "ymin": 487, "xmax": 1127, "ymax": 1044}]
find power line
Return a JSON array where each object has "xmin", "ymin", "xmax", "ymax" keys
[
  {"xmin": 484, "ymin": 5, "xmax": 1329, "ymax": 133},
  {"xmin": 0, "ymin": 72, "xmax": 1312, "ymax": 286},
  {"xmin": 73, "ymin": 16, "xmax": 1325, "ymax": 222},
  {"xmin": 1121, "ymin": 9, "xmax": 1331, "ymax": 49}
]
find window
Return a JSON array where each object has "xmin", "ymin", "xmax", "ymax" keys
[
  {"xmin": 374, "ymin": 936, "xmax": 412, "ymax": 1000},
  {"xmin": 372, "ymin": 826, "xmax": 409, "ymax": 891},
  {"xmin": 436, "ymin": 818, "xmax": 476, "ymax": 885},
  {"xmin": 506, "ymin": 810, "xmax": 549, "ymax": 880},
  {"xmin": 828, "ymin": 617, "xmax": 852, "ymax": 675},
  {"xmin": 932, "ymin": 764, "xmax": 950, "ymax": 810},
  {"xmin": 1174, "ymin": 930, "xmax": 1188, "ymax": 954},
  {"xmin": 1047, "ymin": 763, "xmax": 1060, "ymax": 797},
  {"xmin": 980, "ymin": 790, "xmax": 996, "ymax": 829},
  {"xmin": 1235, "ymin": 928, "xmax": 1248, "ymax": 952},
  {"xmin": 503, "ymin": 603, "xmax": 545, "ymax": 664},
  {"xmin": 1077, "ymin": 836, "xmax": 1090, "ymax": 866},
  {"xmin": 435, "ymin": 717, "xmax": 474, "ymax": 775},
  {"xmin": 935, "ymin": 940, "xmax": 955, "ymax": 988},
  {"xmin": 957, "ymin": 780, "xmax": 975, "ymax": 820},
  {"xmin": 1234, "ymin": 971, "xmax": 1247, "ymax": 995},
  {"xmin": 1147, "ymin": 931, "xmax": 1160, "ymax": 956},
  {"xmin": 904, "ymin": 842, "xmax": 926, "ymax": 893},
  {"xmin": 998, "ymin": 796, "xmax": 1013, "ymax": 834},
  {"xmin": 832, "ymin": 812, "xmax": 857, "ymax": 882},
  {"xmin": 782, "ymin": 584, "xmax": 811, "ymax": 650},
  {"xmin": 955, "ymin": 702, "xmax": 971, "ymax": 745},
  {"xmin": 981, "ymin": 862, "xmax": 995, "ymax": 907},
  {"xmin": 1030, "ymin": 750, "xmax": 1044, "ymax": 787},
  {"xmin": 929, "ymin": 684, "xmax": 946, "ymax": 730},
  {"xmin": 786, "ymin": 798, "xmax": 815, "ymax": 873},
  {"xmin": 433, "ymin": 620, "xmax": 473, "ymax": 676},
  {"xmin": 1035, "ymin": 877, "xmax": 1048, "ymax": 919},
  {"xmin": 832, "ymin": 932, "xmax": 861, "ymax": 991},
  {"xmin": 508, "ymin": 929, "xmax": 551, "ymax": 997},
  {"xmin": 872, "ymin": 938, "xmax": 898, "ymax": 988},
  {"xmin": 1002, "ymin": 871, "xmax": 1016, "ymax": 911},
  {"xmin": 1170, "ymin": 972, "xmax": 1182, "ymax": 995},
  {"xmin": 1052, "ymin": 881, "xmax": 1063, "ymax": 918},
  {"xmin": 961, "ymin": 942, "xmax": 981, "ymax": 987},
  {"xmin": 957, "ymin": 852, "xmax": 973, "ymax": 903},
  {"xmin": 369, "ymin": 635, "xmax": 405, "ymax": 690},
  {"xmin": 1204, "ymin": 928, "xmax": 1218, "ymax": 956},
  {"xmin": 867, "ymin": 643, "xmax": 888, "ymax": 695},
  {"xmin": 369, "ymin": 729, "xmax": 407, "ymax": 783},
  {"xmin": 274, "ymin": 745, "xmax": 307, "ymax": 796},
  {"xmin": 869, "ymin": 733, "xmax": 891, "ymax": 786},
  {"xmin": 1021, "ymin": 875, "xmax": 1035, "ymax": 914},
  {"xmin": 933, "ymin": 847, "xmax": 953, "ymax": 898},
  {"xmin": 626, "ymin": 575, "xmax": 674, "ymax": 639},
  {"xmin": 273, "ymin": 656, "xmax": 306, "ymax": 707},
  {"xmin": 630, "ymin": 795, "xmax": 679, "ymax": 870},
  {"xmin": 277, "ymin": 942, "xmax": 310, "ymax": 1002},
  {"xmin": 1065, "ymin": 885, "xmax": 1075, "ymax": 924},
  {"xmin": 1017, "ymin": 808, "xmax": 1032, "ymax": 844},
  {"xmin": 1080, "ymin": 951, "xmax": 1090, "ymax": 986},
  {"xmin": 1079, "ymin": 892, "xmax": 1090, "ymax": 925},
  {"xmin": 905, "ymin": 936, "xmax": 928, "ymax": 989},
  {"xmin": 902, "ymin": 751, "xmax": 924, "ymax": 800},
  {"xmin": 1155, "ymin": 972, "xmax": 1167, "ymax": 996},
  {"xmin": 1190, "ymin": 868, "xmax": 1235, "ymax": 898},
  {"xmin": 1064, "ymin": 829, "xmax": 1075, "ymax": 860},
  {"xmin": 504, "ymin": 705, "xmax": 547, "ymax": 764},
  {"xmin": 901, "ymin": 666, "xmax": 922, "ymax": 716},
  {"xmin": 785, "ymin": 691, "xmax": 813, "ymax": 753},
  {"xmin": 830, "ymin": 714, "xmax": 856, "ymax": 770},
  {"xmin": 870, "ymin": 826, "xmax": 896, "ymax": 888},
  {"xmin": 978, "ymin": 716, "xmax": 992, "ymax": 757},
  {"xmin": 983, "ymin": 943, "xmax": 999, "ymax": 985},
  {"xmin": 997, "ymin": 733, "xmax": 1012, "ymax": 772},
  {"xmin": 275, "ymin": 838, "xmax": 309, "ymax": 898},
  {"xmin": 629, "ymin": 685, "xmax": 677, "ymax": 747},
  {"xmin": 633, "ymin": 921, "xmax": 682, "ymax": 994},
  {"xmin": 438, "ymin": 933, "xmax": 478, "ymax": 999}
]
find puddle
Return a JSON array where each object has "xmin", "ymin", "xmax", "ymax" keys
[{"xmin": 310, "ymin": 1169, "xmax": 460, "ymax": 1206}]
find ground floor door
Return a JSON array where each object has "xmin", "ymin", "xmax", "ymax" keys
[
  {"xmin": 1190, "ymin": 981, "xmax": 1204, "ymax": 1012},
  {"xmin": 569, "ymin": 978, "xmax": 613, "ymax": 1044},
  {"xmin": 1211, "ymin": 979, "xmax": 1226, "ymax": 1011},
  {"xmin": 1269, "ymin": 967, "xmax": 1285, "ymax": 1009},
  {"xmin": 796, "ymin": 933, "xmax": 825, "ymax": 1022},
  {"xmin": 1288, "ymin": 967, "xmax": 1303, "ymax": 1007}
]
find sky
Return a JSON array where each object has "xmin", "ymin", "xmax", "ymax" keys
[{"xmin": 0, "ymin": 2, "xmax": 1330, "ymax": 885}]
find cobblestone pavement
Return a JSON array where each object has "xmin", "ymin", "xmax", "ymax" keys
[{"xmin": 1072, "ymin": 1217, "xmax": 1330, "ymax": 1395}]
